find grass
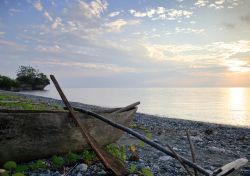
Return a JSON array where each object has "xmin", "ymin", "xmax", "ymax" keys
[{"xmin": 0, "ymin": 92, "xmax": 62, "ymax": 110}]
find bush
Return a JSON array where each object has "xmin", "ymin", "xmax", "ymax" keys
[
  {"xmin": 3, "ymin": 161, "xmax": 17, "ymax": 171},
  {"xmin": 0, "ymin": 75, "xmax": 19, "ymax": 90},
  {"xmin": 51, "ymin": 155, "xmax": 64, "ymax": 168},
  {"xmin": 66, "ymin": 152, "xmax": 81, "ymax": 164},
  {"xmin": 81, "ymin": 150, "xmax": 96, "ymax": 162},
  {"xmin": 16, "ymin": 66, "xmax": 49, "ymax": 90}
]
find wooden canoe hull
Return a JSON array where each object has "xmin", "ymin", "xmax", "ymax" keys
[{"xmin": 0, "ymin": 108, "xmax": 137, "ymax": 164}]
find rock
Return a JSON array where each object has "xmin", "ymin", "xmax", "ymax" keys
[
  {"xmin": 77, "ymin": 173, "xmax": 83, "ymax": 176},
  {"xmin": 97, "ymin": 170, "xmax": 107, "ymax": 175},
  {"xmin": 191, "ymin": 136, "xmax": 203, "ymax": 142},
  {"xmin": 208, "ymin": 146, "xmax": 226, "ymax": 153},
  {"xmin": 76, "ymin": 163, "xmax": 88, "ymax": 172},
  {"xmin": 159, "ymin": 155, "xmax": 171, "ymax": 161}
]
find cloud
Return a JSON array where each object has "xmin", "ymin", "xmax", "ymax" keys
[
  {"xmin": 241, "ymin": 15, "xmax": 250, "ymax": 24},
  {"xmin": 175, "ymin": 27, "xmax": 205, "ymax": 34},
  {"xmin": 195, "ymin": 0, "xmax": 239, "ymax": 9},
  {"xmin": 0, "ymin": 32, "xmax": 5, "ymax": 36},
  {"xmin": 222, "ymin": 23, "xmax": 235, "ymax": 29},
  {"xmin": 129, "ymin": 7, "xmax": 193, "ymax": 20},
  {"xmin": 79, "ymin": 0, "xmax": 108, "ymax": 18},
  {"xmin": 44, "ymin": 11, "xmax": 53, "ymax": 22},
  {"xmin": 52, "ymin": 17, "xmax": 63, "ymax": 29},
  {"xmin": 105, "ymin": 19, "xmax": 140, "ymax": 32},
  {"xmin": 108, "ymin": 11, "xmax": 120, "ymax": 17},
  {"xmin": 142, "ymin": 40, "xmax": 250, "ymax": 73},
  {"xmin": 36, "ymin": 45, "xmax": 61, "ymax": 53},
  {"xmin": 195, "ymin": 0, "xmax": 209, "ymax": 7},
  {"xmin": 33, "ymin": 60, "xmax": 136, "ymax": 73},
  {"xmin": 33, "ymin": 0, "xmax": 43, "ymax": 11}
]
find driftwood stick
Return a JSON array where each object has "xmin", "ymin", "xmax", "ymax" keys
[
  {"xmin": 64, "ymin": 163, "xmax": 78, "ymax": 176},
  {"xmin": 187, "ymin": 130, "xmax": 198, "ymax": 176},
  {"xmin": 74, "ymin": 107, "xmax": 212, "ymax": 176},
  {"xmin": 112, "ymin": 101, "xmax": 140, "ymax": 114},
  {"xmin": 50, "ymin": 75, "xmax": 127, "ymax": 176},
  {"xmin": 165, "ymin": 143, "xmax": 194, "ymax": 176}
]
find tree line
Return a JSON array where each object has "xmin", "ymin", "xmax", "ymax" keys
[{"xmin": 0, "ymin": 66, "xmax": 50, "ymax": 91}]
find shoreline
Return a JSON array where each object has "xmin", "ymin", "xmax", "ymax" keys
[
  {"xmin": 1, "ymin": 90, "xmax": 250, "ymax": 130},
  {"xmin": 1, "ymin": 90, "xmax": 250, "ymax": 175}
]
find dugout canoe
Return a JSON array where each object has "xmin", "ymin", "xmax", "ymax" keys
[{"xmin": 0, "ymin": 106, "xmax": 137, "ymax": 164}]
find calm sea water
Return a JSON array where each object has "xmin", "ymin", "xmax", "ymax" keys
[{"xmin": 21, "ymin": 87, "xmax": 250, "ymax": 127}]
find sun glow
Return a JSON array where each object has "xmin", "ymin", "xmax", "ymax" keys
[
  {"xmin": 226, "ymin": 60, "xmax": 250, "ymax": 72},
  {"xmin": 228, "ymin": 88, "xmax": 247, "ymax": 125}
]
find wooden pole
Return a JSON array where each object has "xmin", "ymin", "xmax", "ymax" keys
[
  {"xmin": 50, "ymin": 75, "xmax": 127, "ymax": 176},
  {"xmin": 187, "ymin": 130, "xmax": 198, "ymax": 176}
]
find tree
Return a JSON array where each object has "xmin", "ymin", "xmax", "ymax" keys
[
  {"xmin": 0, "ymin": 75, "xmax": 19, "ymax": 90},
  {"xmin": 16, "ymin": 66, "xmax": 50, "ymax": 90}
]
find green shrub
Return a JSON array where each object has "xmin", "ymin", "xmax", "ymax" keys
[
  {"xmin": 32, "ymin": 160, "xmax": 47, "ymax": 170},
  {"xmin": 81, "ymin": 150, "xmax": 96, "ymax": 162},
  {"xmin": 51, "ymin": 155, "xmax": 64, "ymax": 168},
  {"xmin": 13, "ymin": 173, "xmax": 25, "ymax": 176},
  {"xmin": 2, "ymin": 171, "xmax": 9, "ymax": 176},
  {"xmin": 16, "ymin": 165, "xmax": 29, "ymax": 172},
  {"xmin": 106, "ymin": 144, "xmax": 127, "ymax": 163},
  {"xmin": 0, "ymin": 75, "xmax": 19, "ymax": 90},
  {"xmin": 141, "ymin": 167, "xmax": 154, "ymax": 176},
  {"xmin": 129, "ymin": 164, "xmax": 137, "ymax": 174},
  {"xmin": 3, "ymin": 161, "xmax": 17, "ymax": 171},
  {"xmin": 66, "ymin": 152, "xmax": 81, "ymax": 163}
]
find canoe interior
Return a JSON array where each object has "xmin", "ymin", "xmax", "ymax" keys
[{"xmin": 0, "ymin": 107, "xmax": 137, "ymax": 164}]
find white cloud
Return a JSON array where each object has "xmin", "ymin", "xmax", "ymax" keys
[
  {"xmin": 0, "ymin": 32, "xmax": 5, "ymax": 36},
  {"xmin": 33, "ymin": 0, "xmax": 43, "ymax": 11},
  {"xmin": 143, "ymin": 40, "xmax": 250, "ymax": 72},
  {"xmin": 105, "ymin": 19, "xmax": 140, "ymax": 32},
  {"xmin": 175, "ymin": 27, "xmax": 204, "ymax": 34},
  {"xmin": 195, "ymin": 0, "xmax": 209, "ymax": 7},
  {"xmin": 79, "ymin": 0, "xmax": 108, "ymax": 18},
  {"xmin": 36, "ymin": 45, "xmax": 61, "ymax": 53},
  {"xmin": 108, "ymin": 11, "xmax": 120, "ymax": 17},
  {"xmin": 52, "ymin": 17, "xmax": 63, "ymax": 29},
  {"xmin": 34, "ymin": 60, "xmax": 136, "ymax": 73},
  {"xmin": 44, "ymin": 11, "xmax": 53, "ymax": 22},
  {"xmin": 129, "ymin": 7, "xmax": 193, "ymax": 20}
]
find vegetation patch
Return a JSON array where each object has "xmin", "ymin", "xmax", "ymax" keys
[{"xmin": 0, "ymin": 92, "xmax": 62, "ymax": 110}]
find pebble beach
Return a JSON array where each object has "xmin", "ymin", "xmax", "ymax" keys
[{"xmin": 0, "ymin": 91, "xmax": 250, "ymax": 176}]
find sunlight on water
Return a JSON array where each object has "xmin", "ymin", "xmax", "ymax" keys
[
  {"xmin": 21, "ymin": 87, "xmax": 250, "ymax": 127},
  {"xmin": 228, "ymin": 88, "xmax": 248, "ymax": 125}
]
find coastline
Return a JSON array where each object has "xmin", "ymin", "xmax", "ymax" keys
[{"xmin": 0, "ymin": 90, "xmax": 250, "ymax": 175}]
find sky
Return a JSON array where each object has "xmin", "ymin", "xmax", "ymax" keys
[{"xmin": 0, "ymin": 0, "xmax": 250, "ymax": 88}]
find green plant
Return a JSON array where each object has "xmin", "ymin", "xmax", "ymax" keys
[
  {"xmin": 16, "ymin": 165, "xmax": 29, "ymax": 172},
  {"xmin": 51, "ymin": 155, "xmax": 64, "ymax": 168},
  {"xmin": 106, "ymin": 144, "xmax": 127, "ymax": 163},
  {"xmin": 3, "ymin": 161, "xmax": 17, "ymax": 171},
  {"xmin": 66, "ymin": 152, "xmax": 81, "ymax": 163},
  {"xmin": 13, "ymin": 173, "xmax": 25, "ymax": 176},
  {"xmin": 34, "ymin": 160, "xmax": 47, "ymax": 170},
  {"xmin": 2, "ymin": 171, "xmax": 9, "ymax": 176},
  {"xmin": 141, "ymin": 167, "xmax": 154, "ymax": 176},
  {"xmin": 139, "ymin": 140, "xmax": 145, "ymax": 147},
  {"xmin": 146, "ymin": 132, "xmax": 153, "ymax": 139},
  {"xmin": 0, "ymin": 75, "xmax": 20, "ymax": 90},
  {"xmin": 129, "ymin": 164, "xmax": 137, "ymax": 174},
  {"xmin": 81, "ymin": 150, "xmax": 96, "ymax": 162}
]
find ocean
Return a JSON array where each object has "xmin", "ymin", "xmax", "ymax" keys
[{"xmin": 21, "ymin": 87, "xmax": 250, "ymax": 127}]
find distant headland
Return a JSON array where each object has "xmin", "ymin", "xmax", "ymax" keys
[{"xmin": 0, "ymin": 66, "xmax": 50, "ymax": 91}]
